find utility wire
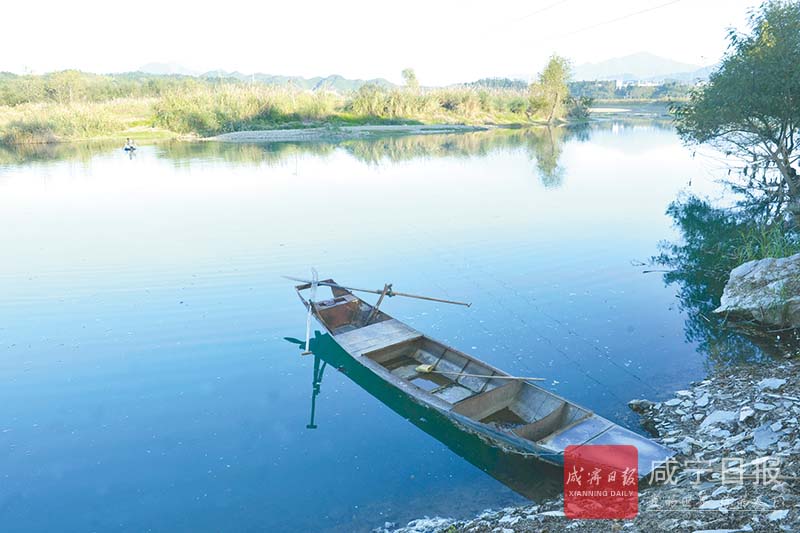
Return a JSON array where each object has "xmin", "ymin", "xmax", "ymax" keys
[
  {"xmin": 534, "ymin": 0, "xmax": 684, "ymax": 43},
  {"xmin": 514, "ymin": 0, "xmax": 571, "ymax": 22}
]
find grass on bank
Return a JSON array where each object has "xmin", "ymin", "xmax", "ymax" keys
[
  {"xmin": 0, "ymin": 98, "xmax": 171, "ymax": 145},
  {"xmin": 0, "ymin": 82, "xmax": 584, "ymax": 144},
  {"xmin": 735, "ymin": 223, "xmax": 800, "ymax": 264}
]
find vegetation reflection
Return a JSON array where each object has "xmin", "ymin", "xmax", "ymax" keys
[{"xmin": 654, "ymin": 196, "xmax": 800, "ymax": 366}]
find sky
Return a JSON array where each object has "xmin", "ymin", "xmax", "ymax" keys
[{"xmin": 1, "ymin": 0, "xmax": 761, "ymax": 85}]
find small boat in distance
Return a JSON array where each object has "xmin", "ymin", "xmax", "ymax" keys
[{"xmin": 292, "ymin": 277, "xmax": 674, "ymax": 478}]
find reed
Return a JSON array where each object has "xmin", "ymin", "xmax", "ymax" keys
[
  {"xmin": 152, "ymin": 85, "xmax": 343, "ymax": 135},
  {"xmin": 0, "ymin": 98, "xmax": 154, "ymax": 144}
]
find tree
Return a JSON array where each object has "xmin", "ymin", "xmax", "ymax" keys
[
  {"xmin": 529, "ymin": 55, "xmax": 571, "ymax": 123},
  {"xmin": 44, "ymin": 70, "xmax": 86, "ymax": 103},
  {"xmin": 401, "ymin": 68, "xmax": 419, "ymax": 91},
  {"xmin": 674, "ymin": 0, "xmax": 800, "ymax": 220}
]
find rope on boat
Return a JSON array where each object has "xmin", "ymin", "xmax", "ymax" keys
[{"xmin": 415, "ymin": 364, "xmax": 546, "ymax": 382}]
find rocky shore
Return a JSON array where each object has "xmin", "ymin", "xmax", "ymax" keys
[{"xmin": 381, "ymin": 356, "xmax": 799, "ymax": 533}]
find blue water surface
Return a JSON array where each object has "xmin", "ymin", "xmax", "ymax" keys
[{"xmin": 0, "ymin": 123, "xmax": 729, "ymax": 531}]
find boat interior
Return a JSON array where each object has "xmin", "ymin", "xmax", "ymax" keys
[
  {"xmin": 311, "ymin": 286, "xmax": 393, "ymax": 334},
  {"xmin": 301, "ymin": 283, "xmax": 593, "ymax": 445},
  {"xmin": 363, "ymin": 336, "xmax": 592, "ymax": 443}
]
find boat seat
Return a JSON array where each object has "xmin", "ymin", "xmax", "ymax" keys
[
  {"xmin": 336, "ymin": 319, "xmax": 422, "ymax": 356},
  {"xmin": 512, "ymin": 402, "xmax": 568, "ymax": 442},
  {"xmin": 451, "ymin": 381, "xmax": 523, "ymax": 421}
]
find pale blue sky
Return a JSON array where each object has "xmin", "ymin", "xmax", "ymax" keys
[{"xmin": 2, "ymin": 0, "xmax": 759, "ymax": 85}]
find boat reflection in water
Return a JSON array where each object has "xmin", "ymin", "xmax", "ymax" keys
[{"xmin": 289, "ymin": 331, "xmax": 563, "ymax": 502}]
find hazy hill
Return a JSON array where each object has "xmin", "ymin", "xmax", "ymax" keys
[
  {"xmin": 573, "ymin": 52, "xmax": 709, "ymax": 82},
  {"xmin": 138, "ymin": 64, "xmax": 395, "ymax": 92},
  {"xmin": 137, "ymin": 62, "xmax": 199, "ymax": 76}
]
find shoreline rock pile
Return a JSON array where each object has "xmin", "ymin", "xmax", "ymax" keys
[{"xmin": 382, "ymin": 358, "xmax": 799, "ymax": 533}]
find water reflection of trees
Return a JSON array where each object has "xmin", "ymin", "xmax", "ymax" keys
[
  {"xmin": 654, "ymin": 196, "xmax": 799, "ymax": 366},
  {"xmin": 166, "ymin": 126, "xmax": 593, "ymax": 187},
  {"xmin": 0, "ymin": 141, "xmax": 117, "ymax": 167},
  {"xmin": 1, "ymin": 125, "xmax": 599, "ymax": 187},
  {"xmin": 1, "ymin": 121, "xmax": 674, "ymax": 188}
]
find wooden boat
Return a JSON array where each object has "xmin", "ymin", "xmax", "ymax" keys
[{"xmin": 294, "ymin": 279, "xmax": 674, "ymax": 477}]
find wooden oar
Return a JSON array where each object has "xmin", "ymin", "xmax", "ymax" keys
[
  {"xmin": 415, "ymin": 364, "xmax": 545, "ymax": 382},
  {"xmin": 284, "ymin": 276, "xmax": 471, "ymax": 307}
]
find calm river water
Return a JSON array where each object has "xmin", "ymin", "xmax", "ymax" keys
[{"xmin": 0, "ymin": 123, "xmax": 744, "ymax": 531}]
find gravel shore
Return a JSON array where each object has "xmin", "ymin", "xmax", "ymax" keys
[
  {"xmin": 380, "ymin": 356, "xmax": 800, "ymax": 533},
  {"xmin": 210, "ymin": 124, "xmax": 490, "ymax": 143}
]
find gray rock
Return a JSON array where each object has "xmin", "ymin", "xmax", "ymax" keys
[
  {"xmin": 753, "ymin": 424, "xmax": 781, "ymax": 450},
  {"xmin": 711, "ymin": 486, "xmax": 729, "ymax": 497},
  {"xmin": 766, "ymin": 509, "xmax": 789, "ymax": 521},
  {"xmin": 723, "ymin": 433, "xmax": 748, "ymax": 448},
  {"xmin": 698, "ymin": 498, "xmax": 737, "ymax": 510},
  {"xmin": 700, "ymin": 410, "xmax": 738, "ymax": 431},
  {"xmin": 628, "ymin": 399, "xmax": 655, "ymax": 413},
  {"xmin": 696, "ymin": 393, "xmax": 711, "ymax": 407},
  {"xmin": 754, "ymin": 402, "xmax": 776, "ymax": 411},
  {"xmin": 714, "ymin": 252, "xmax": 800, "ymax": 330},
  {"xmin": 673, "ymin": 438, "xmax": 694, "ymax": 455},
  {"xmin": 758, "ymin": 378, "xmax": 787, "ymax": 391}
]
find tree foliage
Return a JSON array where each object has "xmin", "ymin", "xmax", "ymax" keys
[
  {"xmin": 401, "ymin": 68, "xmax": 419, "ymax": 91},
  {"xmin": 674, "ymin": 0, "xmax": 800, "ymax": 219},
  {"xmin": 529, "ymin": 55, "xmax": 571, "ymax": 123}
]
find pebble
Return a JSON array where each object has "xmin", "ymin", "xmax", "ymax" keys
[{"xmin": 408, "ymin": 360, "xmax": 800, "ymax": 533}]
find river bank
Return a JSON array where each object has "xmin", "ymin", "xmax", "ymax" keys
[
  {"xmin": 382, "ymin": 355, "xmax": 799, "ymax": 533},
  {"xmin": 0, "ymin": 88, "xmax": 666, "ymax": 147},
  {"xmin": 210, "ymin": 124, "xmax": 493, "ymax": 143}
]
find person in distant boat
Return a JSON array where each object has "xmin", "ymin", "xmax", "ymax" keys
[{"xmin": 124, "ymin": 138, "xmax": 137, "ymax": 151}]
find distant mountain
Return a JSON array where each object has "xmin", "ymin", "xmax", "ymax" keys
[
  {"xmin": 199, "ymin": 70, "xmax": 396, "ymax": 92},
  {"xmin": 138, "ymin": 62, "xmax": 199, "ymax": 76},
  {"xmin": 643, "ymin": 65, "xmax": 716, "ymax": 83},
  {"xmin": 573, "ymin": 52, "xmax": 710, "ymax": 82}
]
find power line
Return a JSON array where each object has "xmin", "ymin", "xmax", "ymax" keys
[
  {"xmin": 514, "ymin": 0, "xmax": 571, "ymax": 22},
  {"xmin": 536, "ymin": 0, "xmax": 684, "ymax": 43}
]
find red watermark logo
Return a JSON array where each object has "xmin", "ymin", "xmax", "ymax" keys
[{"xmin": 564, "ymin": 444, "xmax": 638, "ymax": 519}]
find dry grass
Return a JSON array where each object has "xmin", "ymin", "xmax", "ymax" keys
[{"xmin": 0, "ymin": 98, "xmax": 155, "ymax": 144}]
